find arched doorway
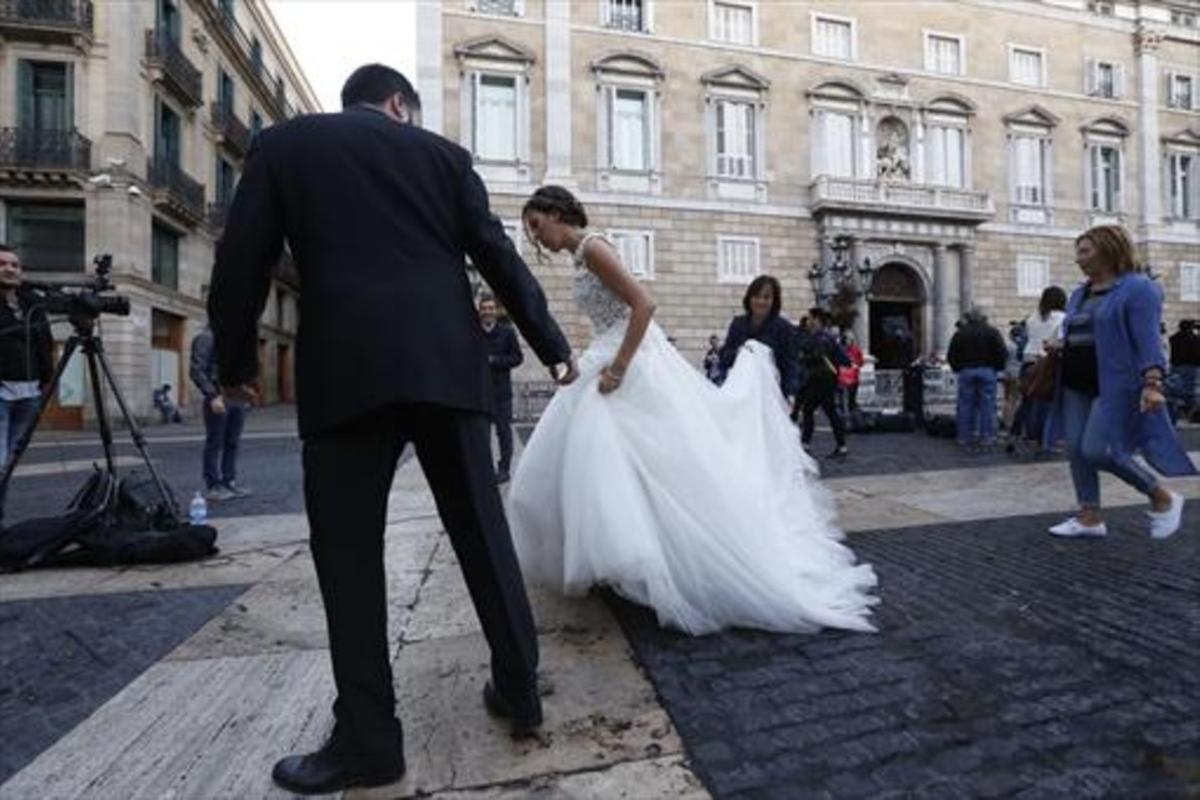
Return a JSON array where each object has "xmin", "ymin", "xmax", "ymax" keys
[{"xmin": 869, "ymin": 263, "xmax": 924, "ymax": 369}]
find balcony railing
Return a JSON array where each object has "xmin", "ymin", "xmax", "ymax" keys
[
  {"xmin": 148, "ymin": 157, "xmax": 205, "ymax": 223},
  {"xmin": 0, "ymin": 127, "xmax": 91, "ymax": 173},
  {"xmin": 210, "ymin": 102, "xmax": 251, "ymax": 157},
  {"xmin": 0, "ymin": 0, "xmax": 93, "ymax": 42},
  {"xmin": 145, "ymin": 29, "xmax": 203, "ymax": 108},
  {"xmin": 810, "ymin": 176, "xmax": 994, "ymax": 220},
  {"xmin": 200, "ymin": 0, "xmax": 299, "ymax": 121}
]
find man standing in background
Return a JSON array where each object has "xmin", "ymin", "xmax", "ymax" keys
[
  {"xmin": 480, "ymin": 295, "xmax": 523, "ymax": 483},
  {"xmin": 190, "ymin": 326, "xmax": 251, "ymax": 501}
]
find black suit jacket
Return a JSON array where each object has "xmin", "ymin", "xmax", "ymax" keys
[
  {"xmin": 208, "ymin": 107, "xmax": 571, "ymax": 437},
  {"xmin": 484, "ymin": 322, "xmax": 523, "ymax": 402}
]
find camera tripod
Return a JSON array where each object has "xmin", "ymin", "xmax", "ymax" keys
[{"xmin": 0, "ymin": 310, "xmax": 181, "ymax": 527}]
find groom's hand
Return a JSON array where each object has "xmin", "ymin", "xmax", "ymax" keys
[{"xmin": 550, "ymin": 361, "xmax": 579, "ymax": 386}]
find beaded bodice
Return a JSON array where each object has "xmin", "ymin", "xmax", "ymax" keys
[{"xmin": 572, "ymin": 232, "xmax": 629, "ymax": 333}]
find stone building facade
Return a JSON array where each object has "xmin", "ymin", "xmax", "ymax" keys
[
  {"xmin": 0, "ymin": 0, "xmax": 317, "ymax": 427},
  {"xmin": 416, "ymin": 0, "xmax": 1199, "ymax": 377}
]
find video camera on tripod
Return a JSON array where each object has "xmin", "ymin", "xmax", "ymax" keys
[
  {"xmin": 0, "ymin": 253, "xmax": 219, "ymax": 571},
  {"xmin": 25, "ymin": 254, "xmax": 131, "ymax": 325}
]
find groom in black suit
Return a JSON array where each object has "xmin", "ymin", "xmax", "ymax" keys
[{"xmin": 208, "ymin": 64, "xmax": 576, "ymax": 794}]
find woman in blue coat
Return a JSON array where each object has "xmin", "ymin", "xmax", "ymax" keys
[
  {"xmin": 1046, "ymin": 225, "xmax": 1195, "ymax": 540},
  {"xmin": 717, "ymin": 275, "xmax": 798, "ymax": 398}
]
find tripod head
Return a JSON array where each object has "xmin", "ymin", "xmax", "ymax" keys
[{"xmin": 25, "ymin": 254, "xmax": 131, "ymax": 337}]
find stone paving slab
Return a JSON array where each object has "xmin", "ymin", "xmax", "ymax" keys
[
  {"xmin": 611, "ymin": 504, "xmax": 1200, "ymax": 799},
  {"xmin": 411, "ymin": 755, "xmax": 706, "ymax": 799},
  {"xmin": 0, "ymin": 585, "xmax": 248, "ymax": 785}
]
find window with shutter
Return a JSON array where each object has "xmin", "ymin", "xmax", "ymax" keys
[
  {"xmin": 474, "ymin": 74, "xmax": 518, "ymax": 161},
  {"xmin": 611, "ymin": 89, "xmax": 648, "ymax": 171},
  {"xmin": 1181, "ymin": 262, "xmax": 1200, "ymax": 302},
  {"xmin": 925, "ymin": 34, "xmax": 962, "ymax": 75},
  {"xmin": 717, "ymin": 236, "xmax": 760, "ymax": 283},
  {"xmin": 1168, "ymin": 152, "xmax": 1198, "ymax": 219},
  {"xmin": 716, "ymin": 100, "xmax": 755, "ymax": 178},
  {"xmin": 1013, "ymin": 136, "xmax": 1046, "ymax": 205},
  {"xmin": 813, "ymin": 16, "xmax": 854, "ymax": 59},
  {"xmin": 1010, "ymin": 47, "xmax": 1044, "ymax": 87},
  {"xmin": 1016, "ymin": 257, "xmax": 1050, "ymax": 298},
  {"xmin": 609, "ymin": 230, "xmax": 653, "ymax": 279},
  {"xmin": 712, "ymin": 1, "xmax": 754, "ymax": 44}
]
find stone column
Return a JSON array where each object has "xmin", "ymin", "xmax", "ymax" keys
[
  {"xmin": 932, "ymin": 243, "xmax": 948, "ymax": 356},
  {"xmin": 849, "ymin": 237, "xmax": 869, "ymax": 346},
  {"xmin": 544, "ymin": 0, "xmax": 574, "ymax": 185},
  {"xmin": 1135, "ymin": 24, "xmax": 1165, "ymax": 231},
  {"xmin": 958, "ymin": 243, "xmax": 975, "ymax": 313},
  {"xmin": 415, "ymin": 0, "xmax": 445, "ymax": 134}
]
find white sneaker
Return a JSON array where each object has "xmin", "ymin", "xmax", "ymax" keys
[
  {"xmin": 1148, "ymin": 492, "xmax": 1185, "ymax": 540},
  {"xmin": 1048, "ymin": 517, "xmax": 1108, "ymax": 538}
]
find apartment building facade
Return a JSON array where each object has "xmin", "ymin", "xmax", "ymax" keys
[
  {"xmin": 416, "ymin": 0, "xmax": 1199, "ymax": 374},
  {"xmin": 0, "ymin": 0, "xmax": 317, "ymax": 427}
]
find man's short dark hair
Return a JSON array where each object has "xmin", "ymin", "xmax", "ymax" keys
[
  {"xmin": 0, "ymin": 242, "xmax": 16, "ymax": 254},
  {"xmin": 341, "ymin": 64, "xmax": 421, "ymax": 110}
]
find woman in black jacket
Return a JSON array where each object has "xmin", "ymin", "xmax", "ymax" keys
[{"xmin": 717, "ymin": 275, "xmax": 798, "ymax": 398}]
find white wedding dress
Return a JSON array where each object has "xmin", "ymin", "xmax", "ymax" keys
[{"xmin": 507, "ymin": 233, "xmax": 878, "ymax": 635}]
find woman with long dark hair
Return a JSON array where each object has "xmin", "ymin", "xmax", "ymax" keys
[
  {"xmin": 1046, "ymin": 225, "xmax": 1195, "ymax": 539},
  {"xmin": 1009, "ymin": 285, "xmax": 1068, "ymax": 452},
  {"xmin": 508, "ymin": 186, "xmax": 877, "ymax": 635}
]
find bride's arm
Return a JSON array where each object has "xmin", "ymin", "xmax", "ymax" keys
[{"xmin": 583, "ymin": 238, "xmax": 657, "ymax": 393}]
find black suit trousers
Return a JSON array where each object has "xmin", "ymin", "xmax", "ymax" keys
[{"xmin": 302, "ymin": 402, "xmax": 539, "ymax": 753}]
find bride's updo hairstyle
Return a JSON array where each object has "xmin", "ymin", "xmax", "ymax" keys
[
  {"xmin": 523, "ymin": 185, "xmax": 588, "ymax": 227},
  {"xmin": 522, "ymin": 185, "xmax": 588, "ymax": 259}
]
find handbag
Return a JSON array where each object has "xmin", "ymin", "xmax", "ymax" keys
[{"xmin": 1023, "ymin": 351, "xmax": 1060, "ymax": 402}]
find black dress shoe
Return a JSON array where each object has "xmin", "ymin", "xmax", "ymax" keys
[
  {"xmin": 483, "ymin": 681, "xmax": 543, "ymax": 738},
  {"xmin": 271, "ymin": 737, "xmax": 405, "ymax": 795}
]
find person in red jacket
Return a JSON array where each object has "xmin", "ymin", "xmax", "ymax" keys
[{"xmin": 837, "ymin": 331, "xmax": 865, "ymax": 416}]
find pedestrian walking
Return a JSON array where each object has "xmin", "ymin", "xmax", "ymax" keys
[
  {"xmin": 190, "ymin": 327, "xmax": 251, "ymax": 501},
  {"xmin": 947, "ymin": 308, "xmax": 1007, "ymax": 451},
  {"xmin": 153, "ymin": 383, "xmax": 185, "ymax": 424},
  {"xmin": 836, "ymin": 330, "xmax": 864, "ymax": 418},
  {"xmin": 1011, "ymin": 286, "xmax": 1067, "ymax": 452},
  {"xmin": 1046, "ymin": 225, "xmax": 1195, "ymax": 540},
  {"xmin": 480, "ymin": 295, "xmax": 522, "ymax": 483},
  {"xmin": 1167, "ymin": 319, "xmax": 1198, "ymax": 421},
  {"xmin": 703, "ymin": 335, "xmax": 722, "ymax": 384},
  {"xmin": 795, "ymin": 309, "xmax": 850, "ymax": 459}
]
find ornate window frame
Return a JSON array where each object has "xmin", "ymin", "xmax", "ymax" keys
[
  {"xmin": 702, "ymin": 65, "xmax": 769, "ymax": 202},
  {"xmin": 1003, "ymin": 105, "xmax": 1059, "ymax": 224},
  {"xmin": 592, "ymin": 50, "xmax": 664, "ymax": 195},
  {"xmin": 454, "ymin": 35, "xmax": 535, "ymax": 184},
  {"xmin": 1081, "ymin": 116, "xmax": 1130, "ymax": 222},
  {"xmin": 1162, "ymin": 127, "xmax": 1200, "ymax": 224},
  {"xmin": 920, "ymin": 95, "xmax": 975, "ymax": 189},
  {"xmin": 807, "ymin": 79, "xmax": 869, "ymax": 181}
]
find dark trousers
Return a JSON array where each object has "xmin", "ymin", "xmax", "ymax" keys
[
  {"xmin": 202, "ymin": 401, "xmax": 247, "ymax": 489},
  {"xmin": 302, "ymin": 402, "xmax": 538, "ymax": 755},
  {"xmin": 797, "ymin": 375, "xmax": 846, "ymax": 448},
  {"xmin": 493, "ymin": 398, "xmax": 513, "ymax": 473}
]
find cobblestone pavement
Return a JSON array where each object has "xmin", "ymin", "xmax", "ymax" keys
[
  {"xmin": 611, "ymin": 504, "xmax": 1200, "ymax": 799},
  {"xmin": 0, "ymin": 585, "xmax": 248, "ymax": 783}
]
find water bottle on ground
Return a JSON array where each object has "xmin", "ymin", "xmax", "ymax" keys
[{"xmin": 189, "ymin": 491, "xmax": 208, "ymax": 525}]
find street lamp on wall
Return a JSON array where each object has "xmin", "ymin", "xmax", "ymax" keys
[{"xmin": 809, "ymin": 235, "xmax": 876, "ymax": 308}]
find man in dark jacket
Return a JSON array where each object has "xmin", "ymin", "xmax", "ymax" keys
[
  {"xmin": 190, "ymin": 326, "xmax": 249, "ymax": 500},
  {"xmin": 0, "ymin": 245, "xmax": 53, "ymax": 511},
  {"xmin": 479, "ymin": 295, "xmax": 522, "ymax": 483},
  {"xmin": 947, "ymin": 307, "xmax": 1008, "ymax": 449},
  {"xmin": 207, "ymin": 64, "xmax": 575, "ymax": 794},
  {"xmin": 794, "ymin": 308, "xmax": 850, "ymax": 459}
]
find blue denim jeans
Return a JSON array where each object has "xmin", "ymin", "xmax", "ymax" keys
[
  {"xmin": 203, "ymin": 401, "xmax": 248, "ymax": 489},
  {"xmin": 1061, "ymin": 387, "xmax": 1159, "ymax": 509},
  {"xmin": 1, "ymin": 395, "xmax": 42, "ymax": 520},
  {"xmin": 955, "ymin": 367, "xmax": 998, "ymax": 445}
]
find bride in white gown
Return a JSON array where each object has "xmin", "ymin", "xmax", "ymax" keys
[{"xmin": 508, "ymin": 186, "xmax": 878, "ymax": 635}]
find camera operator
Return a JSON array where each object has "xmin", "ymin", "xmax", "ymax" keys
[{"xmin": 0, "ymin": 244, "xmax": 53, "ymax": 518}]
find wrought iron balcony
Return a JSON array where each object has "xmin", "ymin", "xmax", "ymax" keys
[
  {"xmin": 0, "ymin": 127, "xmax": 91, "ymax": 178},
  {"xmin": 0, "ymin": 0, "xmax": 93, "ymax": 44},
  {"xmin": 197, "ymin": 0, "xmax": 298, "ymax": 122},
  {"xmin": 210, "ymin": 102, "xmax": 251, "ymax": 157},
  {"xmin": 145, "ymin": 29, "xmax": 203, "ymax": 109},
  {"xmin": 810, "ymin": 176, "xmax": 994, "ymax": 221},
  {"xmin": 147, "ymin": 157, "xmax": 205, "ymax": 225}
]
